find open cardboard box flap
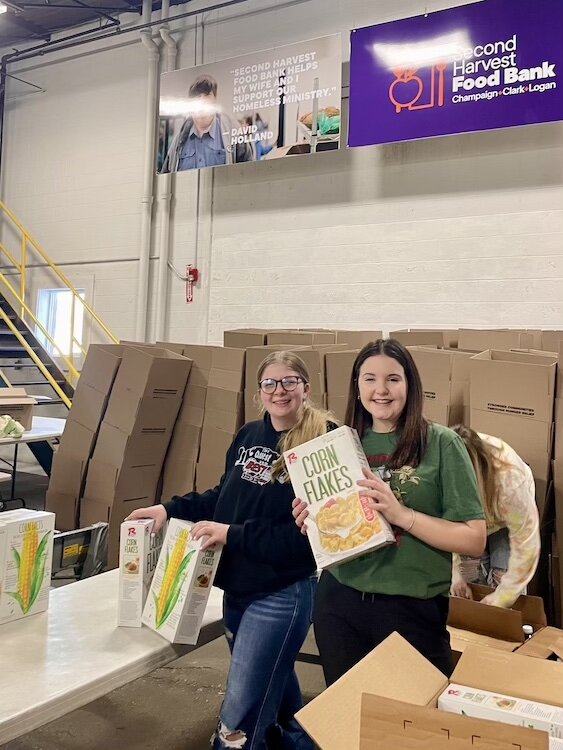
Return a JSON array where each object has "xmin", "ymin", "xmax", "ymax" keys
[
  {"xmin": 448, "ymin": 584, "xmax": 547, "ymax": 652},
  {"xmin": 515, "ymin": 626, "xmax": 563, "ymax": 659},
  {"xmin": 297, "ymin": 632, "xmax": 562, "ymax": 750},
  {"xmin": 360, "ymin": 694, "xmax": 548, "ymax": 750}
]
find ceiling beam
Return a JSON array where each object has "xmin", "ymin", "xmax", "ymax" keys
[{"xmin": 6, "ymin": 12, "xmax": 51, "ymax": 40}]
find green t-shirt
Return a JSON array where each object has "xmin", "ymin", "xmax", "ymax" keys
[{"xmin": 331, "ymin": 422, "xmax": 484, "ymax": 599}]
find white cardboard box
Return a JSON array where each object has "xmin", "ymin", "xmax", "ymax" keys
[
  {"xmin": 283, "ymin": 425, "xmax": 395, "ymax": 569},
  {"xmin": 439, "ymin": 683, "xmax": 563, "ymax": 738},
  {"xmin": 0, "ymin": 509, "xmax": 55, "ymax": 625},
  {"xmin": 142, "ymin": 519, "xmax": 221, "ymax": 644},
  {"xmin": 118, "ymin": 519, "xmax": 164, "ymax": 628}
]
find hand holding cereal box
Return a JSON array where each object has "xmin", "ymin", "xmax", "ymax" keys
[{"xmin": 284, "ymin": 426, "xmax": 395, "ymax": 569}]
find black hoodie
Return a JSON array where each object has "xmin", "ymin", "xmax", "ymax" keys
[{"xmin": 164, "ymin": 414, "xmax": 316, "ymax": 596}]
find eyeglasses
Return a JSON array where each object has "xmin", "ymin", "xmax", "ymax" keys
[{"xmin": 258, "ymin": 376, "xmax": 306, "ymax": 394}]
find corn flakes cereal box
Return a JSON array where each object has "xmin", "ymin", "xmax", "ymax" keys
[
  {"xmin": 142, "ymin": 519, "xmax": 221, "ymax": 644},
  {"xmin": 284, "ymin": 426, "xmax": 395, "ymax": 569},
  {"xmin": 439, "ymin": 684, "xmax": 563, "ymax": 738},
  {"xmin": 118, "ymin": 519, "xmax": 164, "ymax": 628},
  {"xmin": 0, "ymin": 509, "xmax": 55, "ymax": 625}
]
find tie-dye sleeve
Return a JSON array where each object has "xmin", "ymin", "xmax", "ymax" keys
[{"xmin": 482, "ymin": 469, "xmax": 540, "ymax": 608}]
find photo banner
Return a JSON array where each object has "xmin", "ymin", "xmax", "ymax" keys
[
  {"xmin": 348, "ymin": 0, "xmax": 563, "ymax": 147},
  {"xmin": 158, "ymin": 34, "xmax": 341, "ymax": 173}
]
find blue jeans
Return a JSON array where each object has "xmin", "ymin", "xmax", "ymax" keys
[
  {"xmin": 211, "ymin": 577, "xmax": 316, "ymax": 750},
  {"xmin": 460, "ymin": 527, "xmax": 511, "ymax": 588}
]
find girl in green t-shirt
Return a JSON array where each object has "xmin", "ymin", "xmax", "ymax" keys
[{"xmin": 293, "ymin": 339, "xmax": 486, "ymax": 684}]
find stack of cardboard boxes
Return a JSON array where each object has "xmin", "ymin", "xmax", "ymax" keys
[
  {"xmin": 79, "ymin": 346, "xmax": 191, "ymax": 565},
  {"xmin": 409, "ymin": 347, "xmax": 472, "ymax": 427},
  {"xmin": 196, "ymin": 347, "xmax": 246, "ymax": 491},
  {"xmin": 46, "ymin": 344, "xmax": 123, "ymax": 530}
]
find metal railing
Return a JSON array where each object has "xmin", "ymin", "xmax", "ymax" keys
[{"xmin": 0, "ymin": 200, "xmax": 118, "ymax": 392}]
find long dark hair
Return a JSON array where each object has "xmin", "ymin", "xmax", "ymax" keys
[{"xmin": 344, "ymin": 338, "xmax": 428, "ymax": 469}]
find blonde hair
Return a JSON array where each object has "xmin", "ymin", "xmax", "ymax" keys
[
  {"xmin": 452, "ymin": 424, "xmax": 513, "ymax": 524},
  {"xmin": 256, "ymin": 351, "xmax": 337, "ymax": 482}
]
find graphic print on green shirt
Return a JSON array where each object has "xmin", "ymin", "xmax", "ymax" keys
[{"xmin": 331, "ymin": 422, "xmax": 484, "ymax": 599}]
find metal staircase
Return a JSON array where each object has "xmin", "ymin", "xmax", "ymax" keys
[{"xmin": 0, "ymin": 200, "xmax": 118, "ymax": 476}]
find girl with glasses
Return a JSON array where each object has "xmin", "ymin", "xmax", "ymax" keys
[{"xmin": 127, "ymin": 351, "xmax": 334, "ymax": 750}]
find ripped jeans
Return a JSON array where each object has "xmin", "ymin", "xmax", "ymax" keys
[
  {"xmin": 211, "ymin": 577, "xmax": 316, "ymax": 750},
  {"xmin": 459, "ymin": 527, "xmax": 510, "ymax": 588}
]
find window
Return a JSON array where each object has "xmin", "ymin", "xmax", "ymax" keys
[{"xmin": 36, "ymin": 288, "xmax": 85, "ymax": 356}]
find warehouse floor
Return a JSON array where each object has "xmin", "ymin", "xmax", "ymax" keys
[{"xmin": 0, "ymin": 445, "xmax": 326, "ymax": 750}]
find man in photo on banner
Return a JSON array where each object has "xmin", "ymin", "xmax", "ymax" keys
[{"xmin": 161, "ymin": 74, "xmax": 253, "ymax": 172}]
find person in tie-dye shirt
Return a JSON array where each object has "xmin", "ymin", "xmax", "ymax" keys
[{"xmin": 451, "ymin": 425, "xmax": 540, "ymax": 608}]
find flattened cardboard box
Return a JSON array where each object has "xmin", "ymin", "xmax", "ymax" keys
[
  {"xmin": 142, "ymin": 519, "xmax": 222, "ymax": 644},
  {"xmin": 111, "ymin": 346, "xmax": 191, "ymax": 399},
  {"xmin": 118, "ymin": 519, "xmax": 164, "ymax": 628},
  {"xmin": 94, "ymin": 421, "xmax": 172, "ymax": 469},
  {"xmin": 78, "ymin": 344, "xmax": 123, "ymax": 395},
  {"xmin": 223, "ymin": 329, "xmax": 267, "ymax": 348},
  {"xmin": 0, "ymin": 387, "xmax": 36, "ymax": 430},
  {"xmin": 283, "ymin": 426, "xmax": 395, "ymax": 569},
  {"xmin": 470, "ymin": 350, "xmax": 557, "ymax": 423},
  {"xmin": 67, "ymin": 382, "xmax": 109, "ymax": 433},
  {"xmin": 297, "ymin": 631, "xmax": 563, "ymax": 750}
]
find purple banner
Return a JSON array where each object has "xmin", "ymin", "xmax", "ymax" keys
[{"xmin": 349, "ymin": 0, "xmax": 563, "ymax": 147}]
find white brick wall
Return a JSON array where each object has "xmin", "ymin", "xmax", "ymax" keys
[{"xmin": 1, "ymin": 0, "xmax": 562, "ymax": 347}]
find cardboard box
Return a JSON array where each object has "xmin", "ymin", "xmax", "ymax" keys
[
  {"xmin": 164, "ymin": 422, "xmax": 202, "ymax": 463},
  {"xmin": 162, "ymin": 459, "xmax": 196, "ymax": 501},
  {"xmin": 45, "ymin": 452, "xmax": 87, "ymax": 530},
  {"xmin": 244, "ymin": 388, "xmax": 261, "ymax": 423},
  {"xmin": 555, "ymin": 399, "xmax": 563, "ymax": 462},
  {"xmin": 57, "ymin": 418, "xmax": 97, "ymax": 459},
  {"xmin": 223, "ymin": 328, "xmax": 267, "ymax": 348},
  {"xmin": 67, "ymin": 382, "xmax": 109, "ymax": 433},
  {"xmin": 439, "ymin": 683, "xmax": 563, "ymax": 738},
  {"xmin": 515, "ymin": 626, "xmax": 563, "ymax": 660},
  {"xmin": 410, "ymin": 348, "xmax": 472, "ymax": 427},
  {"xmin": 297, "ymin": 631, "xmax": 563, "ymax": 750},
  {"xmin": 327, "ymin": 395, "xmax": 347, "ymax": 424},
  {"xmin": 470, "ymin": 350, "xmax": 557, "ymax": 423},
  {"xmin": 0, "ymin": 387, "xmax": 36, "ymax": 430},
  {"xmin": 542, "ymin": 331, "xmax": 563, "ymax": 353},
  {"xmin": 390, "ymin": 329, "xmax": 454, "ymax": 348},
  {"xmin": 84, "ymin": 458, "xmax": 160, "ymax": 505},
  {"xmin": 111, "ymin": 346, "xmax": 191, "ymax": 400},
  {"xmin": 199, "ymin": 425, "xmax": 235, "ymax": 464},
  {"xmin": 325, "ymin": 350, "xmax": 358, "ymax": 396},
  {"xmin": 283, "ymin": 426, "xmax": 395, "ymax": 569},
  {"xmin": 182, "ymin": 345, "xmax": 215, "ymax": 388},
  {"xmin": 448, "ymin": 584, "xmax": 547, "ymax": 656},
  {"xmin": 104, "ymin": 386, "xmax": 183, "ymax": 435},
  {"xmin": 267, "ymin": 330, "xmax": 336, "ymax": 345},
  {"xmin": 118, "ymin": 519, "xmax": 164, "ymax": 628},
  {"xmin": 208, "ymin": 347, "xmax": 245, "ymax": 391},
  {"xmin": 142, "ymin": 519, "xmax": 222, "ymax": 644},
  {"xmin": 195, "ymin": 460, "xmax": 224, "ymax": 492},
  {"xmin": 334, "ymin": 331, "xmax": 382, "ymax": 348},
  {"xmin": 0, "ymin": 510, "xmax": 55, "ymax": 624},
  {"xmin": 79, "ymin": 344, "xmax": 123, "ymax": 395},
  {"xmin": 458, "ymin": 330, "xmax": 537, "ymax": 352},
  {"xmin": 93, "ymin": 421, "xmax": 172, "ymax": 469}
]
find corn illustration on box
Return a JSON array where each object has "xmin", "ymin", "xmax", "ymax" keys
[
  {"xmin": 0, "ymin": 509, "xmax": 55, "ymax": 625},
  {"xmin": 284, "ymin": 426, "xmax": 395, "ymax": 569},
  {"xmin": 118, "ymin": 519, "xmax": 164, "ymax": 628},
  {"xmin": 141, "ymin": 519, "xmax": 221, "ymax": 644}
]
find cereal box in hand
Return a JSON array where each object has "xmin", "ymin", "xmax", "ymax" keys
[
  {"xmin": 118, "ymin": 519, "xmax": 164, "ymax": 628},
  {"xmin": 284, "ymin": 425, "xmax": 395, "ymax": 569}
]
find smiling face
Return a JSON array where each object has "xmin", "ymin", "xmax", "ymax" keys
[
  {"xmin": 259, "ymin": 363, "xmax": 309, "ymax": 431},
  {"xmin": 357, "ymin": 354, "xmax": 408, "ymax": 433}
]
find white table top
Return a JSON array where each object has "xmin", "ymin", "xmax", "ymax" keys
[
  {"xmin": 0, "ymin": 416, "xmax": 65, "ymax": 445},
  {"xmin": 0, "ymin": 570, "xmax": 224, "ymax": 744}
]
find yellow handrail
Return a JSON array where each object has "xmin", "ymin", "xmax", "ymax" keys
[
  {"xmin": 0, "ymin": 199, "xmax": 119, "ymax": 395},
  {"xmin": 0, "ymin": 201, "xmax": 118, "ymax": 346},
  {"xmin": 0, "ymin": 273, "xmax": 81, "ymax": 384},
  {"xmin": 0, "ymin": 308, "xmax": 72, "ymax": 408}
]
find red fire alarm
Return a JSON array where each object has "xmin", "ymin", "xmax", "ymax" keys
[{"xmin": 186, "ymin": 264, "xmax": 199, "ymax": 303}]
